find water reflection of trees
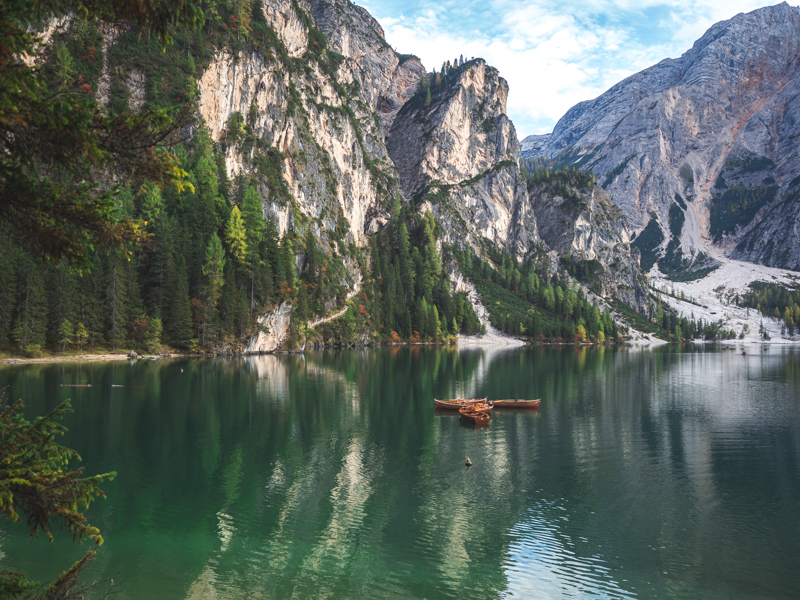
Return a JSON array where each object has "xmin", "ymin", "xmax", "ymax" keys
[{"xmin": 1, "ymin": 347, "xmax": 799, "ymax": 598}]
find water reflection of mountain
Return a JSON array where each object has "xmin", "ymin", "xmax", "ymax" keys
[{"xmin": 1, "ymin": 347, "xmax": 798, "ymax": 599}]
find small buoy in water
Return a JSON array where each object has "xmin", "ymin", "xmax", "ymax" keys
[{"xmin": 465, "ymin": 457, "xmax": 473, "ymax": 467}]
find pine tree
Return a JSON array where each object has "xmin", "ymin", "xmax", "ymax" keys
[
  {"xmin": 279, "ymin": 232, "xmax": 295, "ymax": 300},
  {"xmin": 240, "ymin": 185, "xmax": 265, "ymax": 315},
  {"xmin": 14, "ymin": 254, "xmax": 48, "ymax": 353},
  {"xmin": 76, "ymin": 254, "xmax": 105, "ymax": 348},
  {"xmin": 75, "ymin": 322, "xmax": 88, "ymax": 353},
  {"xmin": 201, "ymin": 232, "xmax": 226, "ymax": 345},
  {"xmin": 106, "ymin": 252, "xmax": 128, "ymax": 351},
  {"xmin": 0, "ymin": 237, "xmax": 17, "ymax": 349},
  {"xmin": 232, "ymin": 0, "xmax": 252, "ymax": 39},
  {"xmin": 226, "ymin": 206, "xmax": 248, "ymax": 268},
  {"xmin": 168, "ymin": 256, "xmax": 194, "ymax": 349},
  {"xmin": 47, "ymin": 265, "xmax": 78, "ymax": 350},
  {"xmin": 202, "ymin": 232, "xmax": 226, "ymax": 309},
  {"xmin": 139, "ymin": 183, "xmax": 164, "ymax": 225},
  {"xmin": 252, "ymin": 0, "xmax": 266, "ymax": 23},
  {"xmin": 58, "ymin": 319, "xmax": 74, "ymax": 352},
  {"xmin": 420, "ymin": 212, "xmax": 439, "ymax": 300},
  {"xmin": 145, "ymin": 317, "xmax": 162, "ymax": 353},
  {"xmin": 147, "ymin": 216, "xmax": 175, "ymax": 320},
  {"xmin": 189, "ymin": 128, "xmax": 227, "ymax": 290},
  {"xmin": 397, "ymin": 222, "xmax": 414, "ymax": 305},
  {"xmin": 263, "ymin": 217, "xmax": 281, "ymax": 298}
]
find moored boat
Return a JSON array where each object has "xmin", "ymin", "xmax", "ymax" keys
[
  {"xmin": 459, "ymin": 403, "xmax": 494, "ymax": 416},
  {"xmin": 434, "ymin": 398, "xmax": 487, "ymax": 411},
  {"xmin": 491, "ymin": 398, "xmax": 541, "ymax": 409},
  {"xmin": 459, "ymin": 410, "xmax": 491, "ymax": 425}
]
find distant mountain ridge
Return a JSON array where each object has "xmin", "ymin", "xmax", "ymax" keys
[{"xmin": 522, "ymin": 2, "xmax": 800, "ymax": 273}]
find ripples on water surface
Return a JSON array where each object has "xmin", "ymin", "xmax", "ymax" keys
[{"xmin": 1, "ymin": 345, "xmax": 799, "ymax": 599}]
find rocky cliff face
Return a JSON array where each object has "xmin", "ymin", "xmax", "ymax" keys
[
  {"xmin": 523, "ymin": 2, "xmax": 800, "ymax": 272},
  {"xmin": 197, "ymin": 0, "xmax": 405, "ymax": 244},
  {"xmin": 529, "ymin": 180, "xmax": 648, "ymax": 311},
  {"xmin": 387, "ymin": 60, "xmax": 540, "ymax": 259}
]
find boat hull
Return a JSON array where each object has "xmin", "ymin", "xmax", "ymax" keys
[
  {"xmin": 491, "ymin": 398, "xmax": 541, "ymax": 409},
  {"xmin": 459, "ymin": 404, "xmax": 494, "ymax": 416},
  {"xmin": 460, "ymin": 411, "xmax": 491, "ymax": 425},
  {"xmin": 434, "ymin": 398, "xmax": 487, "ymax": 411}
]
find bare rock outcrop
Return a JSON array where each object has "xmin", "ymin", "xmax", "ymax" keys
[
  {"xmin": 378, "ymin": 57, "xmax": 425, "ymax": 136},
  {"xmin": 530, "ymin": 179, "xmax": 648, "ymax": 311},
  {"xmin": 245, "ymin": 302, "xmax": 293, "ymax": 353},
  {"xmin": 387, "ymin": 59, "xmax": 539, "ymax": 259},
  {"xmin": 196, "ymin": 0, "xmax": 400, "ymax": 245}
]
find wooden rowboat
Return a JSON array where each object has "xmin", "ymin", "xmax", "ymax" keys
[
  {"xmin": 434, "ymin": 398, "xmax": 487, "ymax": 411},
  {"xmin": 460, "ymin": 410, "xmax": 491, "ymax": 425},
  {"xmin": 459, "ymin": 403, "xmax": 493, "ymax": 416},
  {"xmin": 491, "ymin": 398, "xmax": 541, "ymax": 409}
]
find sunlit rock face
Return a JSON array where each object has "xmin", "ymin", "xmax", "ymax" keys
[
  {"xmin": 197, "ymin": 0, "xmax": 402, "ymax": 244},
  {"xmin": 387, "ymin": 59, "xmax": 539, "ymax": 260},
  {"xmin": 245, "ymin": 302, "xmax": 293, "ymax": 353},
  {"xmin": 523, "ymin": 3, "xmax": 800, "ymax": 271}
]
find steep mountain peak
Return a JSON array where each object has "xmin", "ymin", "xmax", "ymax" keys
[
  {"xmin": 387, "ymin": 57, "xmax": 538, "ymax": 258},
  {"xmin": 525, "ymin": 2, "xmax": 800, "ymax": 274}
]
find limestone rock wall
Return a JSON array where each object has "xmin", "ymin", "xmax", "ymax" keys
[
  {"xmin": 197, "ymin": 0, "xmax": 398, "ymax": 244},
  {"xmin": 245, "ymin": 302, "xmax": 293, "ymax": 353},
  {"xmin": 387, "ymin": 60, "xmax": 540, "ymax": 259},
  {"xmin": 530, "ymin": 182, "xmax": 648, "ymax": 311},
  {"xmin": 522, "ymin": 3, "xmax": 800, "ymax": 271}
]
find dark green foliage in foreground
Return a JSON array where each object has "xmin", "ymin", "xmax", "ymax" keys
[
  {"xmin": 0, "ymin": 0, "xmax": 203, "ymax": 268},
  {"xmin": 455, "ymin": 246, "xmax": 618, "ymax": 343},
  {"xmin": 0, "ymin": 395, "xmax": 115, "ymax": 599}
]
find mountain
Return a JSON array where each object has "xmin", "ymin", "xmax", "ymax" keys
[
  {"xmin": 387, "ymin": 58, "xmax": 539, "ymax": 259},
  {"xmin": 522, "ymin": 2, "xmax": 800, "ymax": 274},
  {"xmin": 182, "ymin": 0, "xmax": 645, "ymax": 348},
  {"xmin": 0, "ymin": 0, "xmax": 644, "ymax": 356}
]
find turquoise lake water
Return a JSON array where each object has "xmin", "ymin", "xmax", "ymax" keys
[{"xmin": 1, "ymin": 345, "xmax": 799, "ymax": 599}]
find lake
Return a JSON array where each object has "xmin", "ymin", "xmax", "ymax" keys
[{"xmin": 2, "ymin": 345, "xmax": 799, "ymax": 599}]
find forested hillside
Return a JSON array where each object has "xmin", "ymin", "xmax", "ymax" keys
[
  {"xmin": 0, "ymin": 0, "xmax": 650, "ymax": 357},
  {"xmin": 0, "ymin": 1, "xmax": 486, "ymax": 356}
]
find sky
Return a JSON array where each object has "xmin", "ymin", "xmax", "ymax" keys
[{"xmin": 359, "ymin": 0, "xmax": 786, "ymax": 138}]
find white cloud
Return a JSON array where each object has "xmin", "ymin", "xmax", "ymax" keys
[{"xmin": 366, "ymin": 0, "xmax": 782, "ymax": 137}]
